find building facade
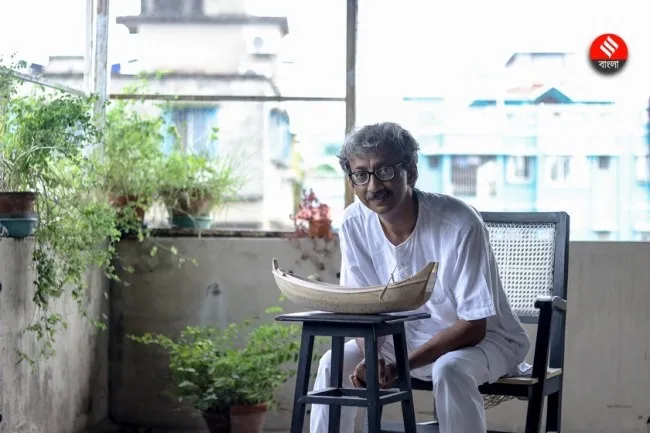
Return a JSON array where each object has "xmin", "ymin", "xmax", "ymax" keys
[
  {"xmin": 299, "ymin": 52, "xmax": 650, "ymax": 241},
  {"xmin": 38, "ymin": 0, "xmax": 296, "ymax": 230},
  {"xmin": 399, "ymin": 54, "xmax": 650, "ymax": 241}
]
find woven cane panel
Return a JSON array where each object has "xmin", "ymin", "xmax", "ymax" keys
[
  {"xmin": 484, "ymin": 394, "xmax": 519, "ymax": 409},
  {"xmin": 431, "ymin": 395, "xmax": 519, "ymax": 420},
  {"xmin": 485, "ymin": 222, "xmax": 556, "ymax": 318}
]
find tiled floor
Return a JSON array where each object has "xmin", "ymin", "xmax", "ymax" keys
[
  {"xmin": 86, "ymin": 420, "xmax": 300, "ymax": 433},
  {"xmin": 87, "ymin": 419, "xmax": 439, "ymax": 433}
]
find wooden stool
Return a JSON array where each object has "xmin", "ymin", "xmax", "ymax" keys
[{"xmin": 275, "ymin": 311, "xmax": 430, "ymax": 433}]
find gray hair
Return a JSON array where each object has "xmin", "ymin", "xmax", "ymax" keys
[{"xmin": 338, "ymin": 122, "xmax": 420, "ymax": 183}]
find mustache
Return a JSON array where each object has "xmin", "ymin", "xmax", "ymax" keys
[{"xmin": 366, "ymin": 190, "xmax": 390, "ymax": 201}]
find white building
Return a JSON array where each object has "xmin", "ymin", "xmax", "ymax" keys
[{"xmin": 39, "ymin": 0, "xmax": 296, "ymax": 230}]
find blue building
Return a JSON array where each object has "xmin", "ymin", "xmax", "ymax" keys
[
  {"xmin": 406, "ymin": 79, "xmax": 650, "ymax": 241},
  {"xmin": 296, "ymin": 52, "xmax": 650, "ymax": 240}
]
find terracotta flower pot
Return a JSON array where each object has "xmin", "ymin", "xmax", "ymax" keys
[
  {"xmin": 108, "ymin": 194, "xmax": 146, "ymax": 221},
  {"xmin": 0, "ymin": 192, "xmax": 37, "ymax": 217},
  {"xmin": 229, "ymin": 403, "xmax": 268, "ymax": 433},
  {"xmin": 202, "ymin": 404, "xmax": 268, "ymax": 433},
  {"xmin": 202, "ymin": 411, "xmax": 230, "ymax": 433},
  {"xmin": 309, "ymin": 219, "xmax": 332, "ymax": 239}
]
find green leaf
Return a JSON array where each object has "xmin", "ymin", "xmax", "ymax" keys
[
  {"xmin": 128, "ymin": 314, "xmax": 304, "ymax": 412},
  {"xmin": 264, "ymin": 306, "xmax": 283, "ymax": 315}
]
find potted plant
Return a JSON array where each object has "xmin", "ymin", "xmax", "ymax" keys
[
  {"xmin": 101, "ymin": 96, "xmax": 165, "ymax": 233},
  {"xmin": 291, "ymin": 188, "xmax": 333, "ymax": 239},
  {"xmin": 159, "ymin": 147, "xmax": 241, "ymax": 229},
  {"xmin": 129, "ymin": 307, "xmax": 302, "ymax": 433},
  {"xmin": 283, "ymin": 188, "xmax": 338, "ymax": 277},
  {"xmin": 0, "ymin": 60, "xmax": 121, "ymax": 362},
  {"xmin": 0, "ymin": 182, "xmax": 38, "ymax": 238},
  {"xmin": 0, "ymin": 62, "xmax": 38, "ymax": 237}
]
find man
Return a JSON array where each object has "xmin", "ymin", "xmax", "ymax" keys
[{"xmin": 309, "ymin": 122, "xmax": 531, "ymax": 433}]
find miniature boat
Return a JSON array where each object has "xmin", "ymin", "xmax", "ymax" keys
[{"xmin": 271, "ymin": 258, "xmax": 439, "ymax": 314}]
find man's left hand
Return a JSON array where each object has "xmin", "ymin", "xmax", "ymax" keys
[
  {"xmin": 350, "ymin": 358, "xmax": 398, "ymax": 389},
  {"xmin": 380, "ymin": 362, "xmax": 398, "ymax": 389}
]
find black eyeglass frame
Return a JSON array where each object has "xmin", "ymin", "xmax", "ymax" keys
[{"xmin": 348, "ymin": 161, "xmax": 406, "ymax": 186}]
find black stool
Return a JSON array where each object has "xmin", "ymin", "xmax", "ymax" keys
[{"xmin": 275, "ymin": 311, "xmax": 430, "ymax": 433}]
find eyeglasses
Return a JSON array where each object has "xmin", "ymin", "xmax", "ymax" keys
[{"xmin": 348, "ymin": 162, "xmax": 405, "ymax": 186}]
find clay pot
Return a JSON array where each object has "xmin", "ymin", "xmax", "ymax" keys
[
  {"xmin": 202, "ymin": 411, "xmax": 230, "ymax": 433},
  {"xmin": 202, "ymin": 404, "xmax": 267, "ymax": 433},
  {"xmin": 108, "ymin": 194, "xmax": 146, "ymax": 222},
  {"xmin": 0, "ymin": 192, "xmax": 36, "ymax": 217},
  {"xmin": 229, "ymin": 403, "xmax": 268, "ymax": 433},
  {"xmin": 309, "ymin": 219, "xmax": 332, "ymax": 239}
]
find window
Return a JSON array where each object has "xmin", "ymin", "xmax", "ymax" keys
[
  {"xmin": 162, "ymin": 106, "xmax": 219, "ymax": 156},
  {"xmin": 636, "ymin": 231, "xmax": 650, "ymax": 241},
  {"xmin": 506, "ymin": 156, "xmax": 533, "ymax": 183},
  {"xmin": 268, "ymin": 109, "xmax": 292, "ymax": 167},
  {"xmin": 548, "ymin": 156, "xmax": 570, "ymax": 182},
  {"xmin": 595, "ymin": 231, "xmax": 612, "ymax": 240},
  {"xmin": 597, "ymin": 156, "xmax": 611, "ymax": 170},
  {"xmin": 450, "ymin": 155, "xmax": 497, "ymax": 197},
  {"xmin": 546, "ymin": 156, "xmax": 589, "ymax": 185},
  {"xmin": 635, "ymin": 155, "xmax": 650, "ymax": 182},
  {"xmin": 253, "ymin": 37, "xmax": 264, "ymax": 50},
  {"xmin": 425, "ymin": 155, "xmax": 440, "ymax": 169},
  {"xmin": 149, "ymin": 0, "xmax": 203, "ymax": 16},
  {"xmin": 152, "ymin": 0, "xmax": 176, "ymax": 15}
]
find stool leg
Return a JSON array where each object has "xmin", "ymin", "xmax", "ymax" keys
[
  {"xmin": 364, "ymin": 330, "xmax": 382, "ymax": 433},
  {"xmin": 291, "ymin": 327, "xmax": 315, "ymax": 433},
  {"xmin": 328, "ymin": 336, "xmax": 345, "ymax": 433},
  {"xmin": 393, "ymin": 328, "xmax": 417, "ymax": 432}
]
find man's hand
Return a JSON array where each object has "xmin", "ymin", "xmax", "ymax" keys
[
  {"xmin": 349, "ymin": 358, "xmax": 397, "ymax": 389},
  {"xmin": 350, "ymin": 359, "xmax": 367, "ymax": 388},
  {"xmin": 382, "ymin": 362, "xmax": 398, "ymax": 389}
]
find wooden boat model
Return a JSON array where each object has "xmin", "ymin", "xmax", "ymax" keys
[{"xmin": 271, "ymin": 258, "xmax": 439, "ymax": 314}]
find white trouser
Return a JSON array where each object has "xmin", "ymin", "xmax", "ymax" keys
[{"xmin": 309, "ymin": 339, "xmax": 498, "ymax": 433}]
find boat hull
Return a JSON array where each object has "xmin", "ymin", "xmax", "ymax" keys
[{"xmin": 271, "ymin": 259, "xmax": 439, "ymax": 314}]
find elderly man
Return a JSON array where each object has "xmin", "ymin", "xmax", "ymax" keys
[{"xmin": 309, "ymin": 122, "xmax": 530, "ymax": 433}]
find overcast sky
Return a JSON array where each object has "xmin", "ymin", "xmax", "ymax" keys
[{"xmin": 0, "ymin": 0, "xmax": 647, "ymax": 103}]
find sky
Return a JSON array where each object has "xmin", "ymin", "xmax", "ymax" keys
[{"xmin": 0, "ymin": 0, "xmax": 648, "ymax": 102}]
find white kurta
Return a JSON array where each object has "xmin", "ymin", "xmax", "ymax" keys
[{"xmin": 310, "ymin": 189, "xmax": 530, "ymax": 433}]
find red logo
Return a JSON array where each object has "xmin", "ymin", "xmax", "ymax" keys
[{"xmin": 589, "ymin": 34, "xmax": 628, "ymax": 75}]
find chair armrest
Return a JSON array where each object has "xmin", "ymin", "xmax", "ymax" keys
[
  {"xmin": 529, "ymin": 295, "xmax": 566, "ymax": 380},
  {"xmin": 534, "ymin": 295, "xmax": 567, "ymax": 312}
]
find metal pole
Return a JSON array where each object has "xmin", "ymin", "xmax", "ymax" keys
[
  {"xmin": 109, "ymin": 94, "xmax": 346, "ymax": 102},
  {"xmin": 344, "ymin": 0, "xmax": 358, "ymax": 208},
  {"xmin": 84, "ymin": 0, "xmax": 95, "ymax": 95},
  {"xmin": 646, "ymin": 98, "xmax": 650, "ymax": 209},
  {"xmin": 7, "ymin": 70, "xmax": 87, "ymax": 97},
  {"xmin": 93, "ymin": 0, "xmax": 110, "ymax": 129}
]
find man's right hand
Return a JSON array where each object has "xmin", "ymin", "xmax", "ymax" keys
[{"xmin": 349, "ymin": 358, "xmax": 392, "ymax": 388}]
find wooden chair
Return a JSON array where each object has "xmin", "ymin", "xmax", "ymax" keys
[{"xmin": 378, "ymin": 211, "xmax": 570, "ymax": 433}]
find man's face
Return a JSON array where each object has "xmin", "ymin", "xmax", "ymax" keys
[{"xmin": 348, "ymin": 153, "xmax": 410, "ymax": 216}]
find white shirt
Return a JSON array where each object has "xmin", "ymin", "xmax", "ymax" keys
[{"xmin": 339, "ymin": 189, "xmax": 531, "ymax": 382}]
